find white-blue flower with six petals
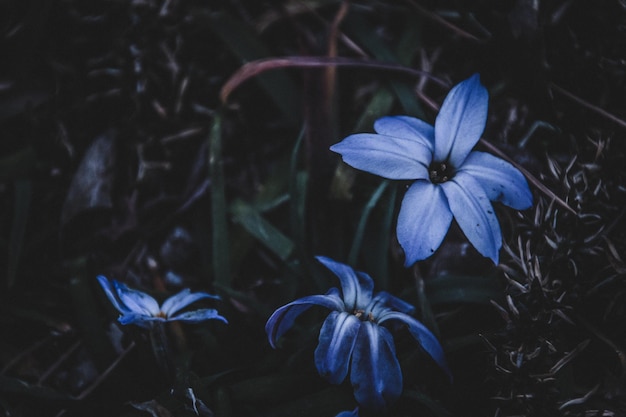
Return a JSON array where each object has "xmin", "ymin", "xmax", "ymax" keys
[
  {"xmin": 97, "ymin": 276, "xmax": 227, "ymax": 328},
  {"xmin": 330, "ymin": 74, "xmax": 533, "ymax": 266},
  {"xmin": 265, "ymin": 256, "xmax": 450, "ymax": 411}
]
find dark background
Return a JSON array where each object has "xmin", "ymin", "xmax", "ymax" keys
[{"xmin": 1, "ymin": 1, "xmax": 625, "ymax": 416}]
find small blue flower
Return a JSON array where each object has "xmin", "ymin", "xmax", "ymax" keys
[
  {"xmin": 97, "ymin": 276, "xmax": 227, "ymax": 328},
  {"xmin": 265, "ymin": 256, "xmax": 450, "ymax": 411},
  {"xmin": 330, "ymin": 74, "xmax": 533, "ymax": 265}
]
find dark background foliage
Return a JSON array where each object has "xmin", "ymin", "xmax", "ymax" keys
[{"xmin": 1, "ymin": 0, "xmax": 625, "ymax": 416}]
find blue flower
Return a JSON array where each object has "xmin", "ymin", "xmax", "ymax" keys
[
  {"xmin": 97, "ymin": 276, "xmax": 227, "ymax": 328},
  {"xmin": 265, "ymin": 256, "xmax": 450, "ymax": 411},
  {"xmin": 330, "ymin": 74, "xmax": 533, "ymax": 265}
]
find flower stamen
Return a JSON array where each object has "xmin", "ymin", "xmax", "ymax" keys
[{"xmin": 429, "ymin": 161, "xmax": 454, "ymax": 183}]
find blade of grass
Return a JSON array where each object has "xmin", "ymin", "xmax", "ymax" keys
[
  {"xmin": 347, "ymin": 180, "xmax": 390, "ymax": 266},
  {"xmin": 413, "ymin": 264, "xmax": 440, "ymax": 338},
  {"xmin": 210, "ymin": 113, "xmax": 230, "ymax": 288},
  {"xmin": 7, "ymin": 179, "xmax": 31, "ymax": 288},
  {"xmin": 230, "ymin": 200, "xmax": 294, "ymax": 261},
  {"xmin": 362, "ymin": 183, "xmax": 397, "ymax": 290},
  {"xmin": 289, "ymin": 129, "xmax": 308, "ymax": 256}
]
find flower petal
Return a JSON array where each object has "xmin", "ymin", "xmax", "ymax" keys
[
  {"xmin": 113, "ymin": 281, "xmax": 161, "ymax": 316},
  {"xmin": 335, "ymin": 408, "xmax": 359, "ymax": 417},
  {"xmin": 434, "ymin": 74, "xmax": 488, "ymax": 167},
  {"xmin": 373, "ymin": 115, "xmax": 435, "ymax": 152},
  {"xmin": 378, "ymin": 311, "xmax": 452, "ymax": 380},
  {"xmin": 97, "ymin": 276, "xmax": 131, "ymax": 314},
  {"xmin": 265, "ymin": 289, "xmax": 344, "ymax": 348},
  {"xmin": 365, "ymin": 291, "xmax": 415, "ymax": 319},
  {"xmin": 459, "ymin": 151, "xmax": 533, "ymax": 210},
  {"xmin": 350, "ymin": 322, "xmax": 402, "ymax": 410},
  {"xmin": 169, "ymin": 309, "xmax": 228, "ymax": 323},
  {"xmin": 161, "ymin": 289, "xmax": 220, "ymax": 317},
  {"xmin": 396, "ymin": 181, "xmax": 453, "ymax": 266},
  {"xmin": 118, "ymin": 313, "xmax": 160, "ymax": 328},
  {"xmin": 316, "ymin": 256, "xmax": 374, "ymax": 310},
  {"xmin": 315, "ymin": 311, "xmax": 360, "ymax": 384},
  {"xmin": 330, "ymin": 133, "xmax": 431, "ymax": 180},
  {"xmin": 441, "ymin": 171, "xmax": 502, "ymax": 264}
]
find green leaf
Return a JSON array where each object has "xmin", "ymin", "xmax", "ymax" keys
[
  {"xmin": 289, "ymin": 129, "xmax": 307, "ymax": 256},
  {"xmin": 403, "ymin": 389, "xmax": 452, "ymax": 417},
  {"xmin": 0, "ymin": 147, "xmax": 37, "ymax": 180},
  {"xmin": 210, "ymin": 113, "xmax": 231, "ymax": 288},
  {"xmin": 361, "ymin": 183, "xmax": 397, "ymax": 290},
  {"xmin": 230, "ymin": 200, "xmax": 294, "ymax": 261},
  {"xmin": 348, "ymin": 180, "xmax": 390, "ymax": 266},
  {"xmin": 7, "ymin": 179, "xmax": 31, "ymax": 288}
]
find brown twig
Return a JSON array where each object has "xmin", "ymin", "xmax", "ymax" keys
[
  {"xmin": 551, "ymin": 83, "xmax": 626, "ymax": 130},
  {"xmin": 220, "ymin": 56, "xmax": 449, "ymax": 103},
  {"xmin": 325, "ymin": 1, "xmax": 350, "ymax": 99},
  {"xmin": 478, "ymin": 138, "xmax": 577, "ymax": 215},
  {"xmin": 1, "ymin": 335, "xmax": 53, "ymax": 374},
  {"xmin": 74, "ymin": 341, "xmax": 136, "ymax": 400},
  {"xmin": 38, "ymin": 341, "xmax": 82, "ymax": 385},
  {"xmin": 405, "ymin": 0, "xmax": 481, "ymax": 42}
]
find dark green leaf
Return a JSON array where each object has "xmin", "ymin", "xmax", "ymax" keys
[
  {"xmin": 210, "ymin": 113, "xmax": 231, "ymax": 288},
  {"xmin": 230, "ymin": 200, "xmax": 294, "ymax": 261},
  {"xmin": 0, "ymin": 147, "xmax": 37, "ymax": 180},
  {"xmin": 348, "ymin": 180, "xmax": 389, "ymax": 266},
  {"xmin": 7, "ymin": 179, "xmax": 31, "ymax": 288},
  {"xmin": 403, "ymin": 389, "xmax": 452, "ymax": 417}
]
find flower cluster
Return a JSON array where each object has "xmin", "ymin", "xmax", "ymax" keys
[
  {"xmin": 97, "ymin": 275, "xmax": 227, "ymax": 328},
  {"xmin": 265, "ymin": 74, "xmax": 533, "ymax": 414},
  {"xmin": 97, "ymin": 74, "xmax": 532, "ymax": 416},
  {"xmin": 331, "ymin": 74, "xmax": 532, "ymax": 265},
  {"xmin": 266, "ymin": 256, "xmax": 450, "ymax": 411}
]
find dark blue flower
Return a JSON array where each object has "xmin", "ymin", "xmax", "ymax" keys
[
  {"xmin": 97, "ymin": 276, "xmax": 227, "ymax": 328},
  {"xmin": 330, "ymin": 74, "xmax": 533, "ymax": 266},
  {"xmin": 265, "ymin": 257, "xmax": 450, "ymax": 411}
]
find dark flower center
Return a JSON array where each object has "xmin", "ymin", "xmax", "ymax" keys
[
  {"xmin": 353, "ymin": 309, "xmax": 374, "ymax": 322},
  {"xmin": 429, "ymin": 161, "xmax": 455, "ymax": 183}
]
